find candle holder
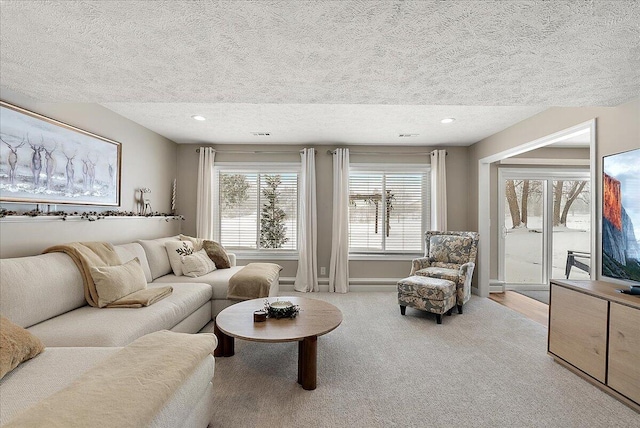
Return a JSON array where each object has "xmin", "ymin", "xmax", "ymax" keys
[
  {"xmin": 264, "ymin": 300, "xmax": 300, "ymax": 319},
  {"xmin": 253, "ymin": 310, "xmax": 267, "ymax": 322}
]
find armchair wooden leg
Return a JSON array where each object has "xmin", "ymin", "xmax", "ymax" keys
[
  {"xmin": 457, "ymin": 304, "xmax": 463, "ymax": 314},
  {"xmin": 400, "ymin": 305, "xmax": 406, "ymax": 315},
  {"xmin": 436, "ymin": 314, "xmax": 442, "ymax": 324},
  {"xmin": 447, "ymin": 308, "xmax": 453, "ymax": 316}
]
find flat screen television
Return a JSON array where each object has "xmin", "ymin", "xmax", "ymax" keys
[{"xmin": 602, "ymin": 147, "xmax": 640, "ymax": 285}]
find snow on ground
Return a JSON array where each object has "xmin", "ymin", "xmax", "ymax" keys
[{"xmin": 506, "ymin": 214, "xmax": 591, "ymax": 284}]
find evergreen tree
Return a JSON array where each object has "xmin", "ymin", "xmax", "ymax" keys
[
  {"xmin": 260, "ymin": 174, "xmax": 288, "ymax": 248},
  {"xmin": 220, "ymin": 174, "xmax": 250, "ymax": 209}
]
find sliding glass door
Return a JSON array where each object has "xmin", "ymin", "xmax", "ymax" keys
[
  {"xmin": 499, "ymin": 169, "xmax": 591, "ymax": 290},
  {"xmin": 550, "ymin": 179, "xmax": 591, "ymax": 281},
  {"xmin": 503, "ymin": 179, "xmax": 545, "ymax": 285}
]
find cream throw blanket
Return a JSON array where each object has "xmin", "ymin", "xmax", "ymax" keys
[
  {"xmin": 44, "ymin": 242, "xmax": 172, "ymax": 308},
  {"xmin": 3, "ymin": 330, "xmax": 217, "ymax": 428},
  {"xmin": 227, "ymin": 262, "xmax": 282, "ymax": 300}
]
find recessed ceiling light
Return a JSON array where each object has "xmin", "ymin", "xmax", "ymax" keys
[
  {"xmin": 191, "ymin": 115, "xmax": 206, "ymax": 121},
  {"xmin": 440, "ymin": 117, "xmax": 455, "ymax": 124}
]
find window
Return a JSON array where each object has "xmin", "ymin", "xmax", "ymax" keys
[
  {"xmin": 215, "ymin": 164, "xmax": 298, "ymax": 252},
  {"xmin": 349, "ymin": 164, "xmax": 429, "ymax": 254}
]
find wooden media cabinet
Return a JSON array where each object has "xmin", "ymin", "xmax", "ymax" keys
[{"xmin": 548, "ymin": 279, "xmax": 640, "ymax": 412}]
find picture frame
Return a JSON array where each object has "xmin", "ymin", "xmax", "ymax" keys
[{"xmin": 0, "ymin": 101, "xmax": 121, "ymax": 206}]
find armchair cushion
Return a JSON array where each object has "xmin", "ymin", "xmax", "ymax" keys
[
  {"xmin": 415, "ymin": 267, "xmax": 459, "ymax": 283},
  {"xmin": 428, "ymin": 235, "xmax": 474, "ymax": 264}
]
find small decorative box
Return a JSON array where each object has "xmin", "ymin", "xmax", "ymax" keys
[{"xmin": 253, "ymin": 310, "xmax": 267, "ymax": 322}]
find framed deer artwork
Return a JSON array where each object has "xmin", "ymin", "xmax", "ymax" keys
[{"xmin": 0, "ymin": 101, "xmax": 121, "ymax": 206}]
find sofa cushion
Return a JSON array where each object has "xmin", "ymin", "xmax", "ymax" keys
[
  {"xmin": 182, "ymin": 249, "xmax": 217, "ymax": 278},
  {"xmin": 113, "ymin": 243, "xmax": 153, "ymax": 282},
  {"xmin": 179, "ymin": 234, "xmax": 204, "ymax": 251},
  {"xmin": 202, "ymin": 240, "xmax": 231, "ymax": 269},
  {"xmin": 0, "ymin": 347, "xmax": 214, "ymax": 428},
  {"xmin": 0, "ymin": 316, "xmax": 45, "ymax": 380},
  {"xmin": 0, "ymin": 253, "xmax": 85, "ymax": 328},
  {"xmin": 90, "ymin": 258, "xmax": 148, "ymax": 308},
  {"xmin": 0, "ymin": 347, "xmax": 117, "ymax": 426},
  {"xmin": 153, "ymin": 266, "xmax": 245, "ymax": 299},
  {"xmin": 26, "ymin": 283, "xmax": 212, "ymax": 347},
  {"xmin": 165, "ymin": 241, "xmax": 195, "ymax": 276},
  {"xmin": 137, "ymin": 236, "xmax": 180, "ymax": 280}
]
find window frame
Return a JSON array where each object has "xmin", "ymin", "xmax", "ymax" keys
[
  {"xmin": 213, "ymin": 162, "xmax": 300, "ymax": 259},
  {"xmin": 348, "ymin": 163, "xmax": 431, "ymax": 258}
]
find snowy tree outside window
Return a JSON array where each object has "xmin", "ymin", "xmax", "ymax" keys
[
  {"xmin": 348, "ymin": 165, "xmax": 429, "ymax": 254},
  {"xmin": 217, "ymin": 168, "xmax": 297, "ymax": 250}
]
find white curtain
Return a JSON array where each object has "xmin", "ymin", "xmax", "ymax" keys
[
  {"xmin": 430, "ymin": 149, "xmax": 447, "ymax": 231},
  {"xmin": 329, "ymin": 148, "xmax": 349, "ymax": 293},
  {"xmin": 196, "ymin": 147, "xmax": 216, "ymax": 240},
  {"xmin": 294, "ymin": 148, "xmax": 318, "ymax": 292}
]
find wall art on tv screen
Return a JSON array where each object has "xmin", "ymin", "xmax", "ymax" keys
[
  {"xmin": 602, "ymin": 147, "xmax": 640, "ymax": 284},
  {"xmin": 0, "ymin": 101, "xmax": 121, "ymax": 206}
]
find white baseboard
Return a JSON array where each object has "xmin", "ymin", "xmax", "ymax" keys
[
  {"xmin": 279, "ymin": 277, "xmax": 398, "ymax": 292},
  {"xmin": 506, "ymin": 284, "xmax": 550, "ymax": 292},
  {"xmin": 489, "ymin": 279, "xmax": 506, "ymax": 293}
]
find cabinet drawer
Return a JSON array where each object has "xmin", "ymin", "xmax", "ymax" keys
[
  {"xmin": 608, "ymin": 302, "xmax": 640, "ymax": 404},
  {"xmin": 549, "ymin": 284, "xmax": 608, "ymax": 383}
]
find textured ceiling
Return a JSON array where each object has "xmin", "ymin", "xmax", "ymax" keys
[
  {"xmin": 101, "ymin": 103, "xmax": 545, "ymax": 145},
  {"xmin": 1, "ymin": 1, "xmax": 638, "ymax": 146}
]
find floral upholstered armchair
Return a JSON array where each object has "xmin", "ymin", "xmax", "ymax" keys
[{"xmin": 410, "ymin": 231, "xmax": 479, "ymax": 314}]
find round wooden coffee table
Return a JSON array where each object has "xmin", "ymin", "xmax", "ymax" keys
[{"xmin": 214, "ymin": 296, "xmax": 342, "ymax": 390}]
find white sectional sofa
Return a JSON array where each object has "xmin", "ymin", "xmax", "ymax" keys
[
  {"xmin": 136, "ymin": 236, "xmax": 279, "ymax": 318},
  {"xmin": 0, "ymin": 235, "xmax": 280, "ymax": 426},
  {"xmin": 0, "ymin": 346, "xmax": 215, "ymax": 428}
]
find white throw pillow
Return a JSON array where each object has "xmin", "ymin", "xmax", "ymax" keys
[
  {"xmin": 90, "ymin": 258, "xmax": 148, "ymax": 308},
  {"xmin": 165, "ymin": 241, "xmax": 194, "ymax": 276},
  {"xmin": 182, "ymin": 249, "xmax": 217, "ymax": 278},
  {"xmin": 179, "ymin": 234, "xmax": 204, "ymax": 251}
]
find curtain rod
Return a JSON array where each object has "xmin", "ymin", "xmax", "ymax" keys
[
  {"xmin": 325, "ymin": 150, "xmax": 447, "ymax": 156},
  {"xmin": 196, "ymin": 148, "xmax": 316, "ymax": 154}
]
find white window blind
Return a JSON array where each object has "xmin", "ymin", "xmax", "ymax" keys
[
  {"xmin": 217, "ymin": 167, "xmax": 298, "ymax": 251},
  {"xmin": 349, "ymin": 166, "xmax": 429, "ymax": 254}
]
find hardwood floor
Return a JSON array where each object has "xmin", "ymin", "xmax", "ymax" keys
[{"xmin": 489, "ymin": 291, "xmax": 549, "ymax": 327}]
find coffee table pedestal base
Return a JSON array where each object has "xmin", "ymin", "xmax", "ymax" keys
[
  {"xmin": 215, "ymin": 323, "xmax": 318, "ymax": 390},
  {"xmin": 298, "ymin": 336, "xmax": 317, "ymax": 390},
  {"xmin": 213, "ymin": 323, "xmax": 234, "ymax": 357}
]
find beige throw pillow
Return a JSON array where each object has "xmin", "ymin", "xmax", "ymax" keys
[
  {"xmin": 0, "ymin": 315, "xmax": 45, "ymax": 379},
  {"xmin": 179, "ymin": 234, "xmax": 204, "ymax": 251},
  {"xmin": 90, "ymin": 258, "xmax": 148, "ymax": 308},
  {"xmin": 165, "ymin": 241, "xmax": 194, "ymax": 276},
  {"xmin": 202, "ymin": 240, "xmax": 231, "ymax": 269},
  {"xmin": 182, "ymin": 249, "xmax": 217, "ymax": 278}
]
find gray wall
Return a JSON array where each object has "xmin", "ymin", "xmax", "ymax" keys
[
  {"xmin": 176, "ymin": 144, "xmax": 470, "ymax": 281},
  {"xmin": 468, "ymin": 97, "xmax": 640, "ymax": 284},
  {"xmin": 0, "ymin": 89, "xmax": 180, "ymax": 257}
]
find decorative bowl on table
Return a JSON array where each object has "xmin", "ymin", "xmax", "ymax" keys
[{"xmin": 264, "ymin": 300, "xmax": 300, "ymax": 319}]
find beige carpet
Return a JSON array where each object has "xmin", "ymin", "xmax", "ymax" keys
[{"xmin": 206, "ymin": 292, "xmax": 638, "ymax": 427}]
